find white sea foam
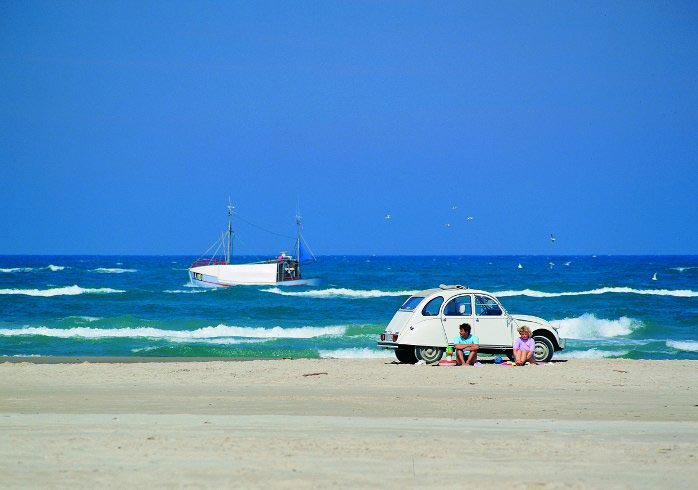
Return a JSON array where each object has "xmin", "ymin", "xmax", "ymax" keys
[
  {"xmin": 168, "ymin": 337, "xmax": 271, "ymax": 345},
  {"xmin": 0, "ymin": 265, "xmax": 66, "ymax": 273},
  {"xmin": 91, "ymin": 268, "xmax": 137, "ymax": 273},
  {"xmin": 558, "ymin": 348, "xmax": 629, "ymax": 359},
  {"xmin": 69, "ymin": 316, "xmax": 101, "ymax": 322},
  {"xmin": 666, "ymin": 340, "xmax": 698, "ymax": 352},
  {"xmin": 0, "ymin": 285, "xmax": 125, "ymax": 297},
  {"xmin": 163, "ymin": 289, "xmax": 208, "ymax": 294},
  {"xmin": 554, "ymin": 313, "xmax": 641, "ymax": 339},
  {"xmin": 261, "ymin": 287, "xmax": 418, "ymax": 299},
  {"xmin": 131, "ymin": 346, "xmax": 158, "ymax": 353},
  {"xmin": 319, "ymin": 348, "xmax": 395, "ymax": 359},
  {"xmin": 0, "ymin": 324, "xmax": 346, "ymax": 340},
  {"xmin": 0, "ymin": 354, "xmax": 45, "ymax": 357},
  {"xmin": 131, "ymin": 339, "xmax": 264, "ymax": 349},
  {"xmin": 496, "ymin": 287, "xmax": 698, "ymax": 298},
  {"xmin": 670, "ymin": 267, "xmax": 698, "ymax": 272}
]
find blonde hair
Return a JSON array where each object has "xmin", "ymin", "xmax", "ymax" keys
[{"xmin": 517, "ymin": 325, "xmax": 532, "ymax": 336}]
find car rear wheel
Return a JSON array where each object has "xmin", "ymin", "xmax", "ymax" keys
[
  {"xmin": 415, "ymin": 346, "xmax": 444, "ymax": 364},
  {"xmin": 533, "ymin": 336, "xmax": 554, "ymax": 363},
  {"xmin": 395, "ymin": 347, "xmax": 418, "ymax": 364}
]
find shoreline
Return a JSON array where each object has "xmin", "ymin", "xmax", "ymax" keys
[
  {"xmin": 2, "ymin": 358, "xmax": 696, "ymax": 487},
  {"xmin": 1, "ymin": 356, "xmax": 277, "ymax": 364}
]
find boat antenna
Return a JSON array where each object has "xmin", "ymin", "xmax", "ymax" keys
[{"xmin": 226, "ymin": 199, "xmax": 234, "ymax": 264}]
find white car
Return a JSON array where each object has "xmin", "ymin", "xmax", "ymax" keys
[{"xmin": 377, "ymin": 284, "xmax": 565, "ymax": 364}]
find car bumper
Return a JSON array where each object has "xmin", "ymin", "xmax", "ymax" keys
[
  {"xmin": 376, "ymin": 341, "xmax": 398, "ymax": 350},
  {"xmin": 557, "ymin": 338, "xmax": 566, "ymax": 350}
]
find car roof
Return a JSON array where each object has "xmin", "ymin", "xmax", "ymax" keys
[{"xmin": 410, "ymin": 285, "xmax": 498, "ymax": 299}]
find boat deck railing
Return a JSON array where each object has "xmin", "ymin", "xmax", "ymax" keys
[{"xmin": 191, "ymin": 258, "xmax": 228, "ymax": 267}]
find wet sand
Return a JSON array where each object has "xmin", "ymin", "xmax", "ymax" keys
[{"xmin": 1, "ymin": 358, "xmax": 696, "ymax": 488}]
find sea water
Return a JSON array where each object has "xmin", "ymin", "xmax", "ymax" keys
[{"xmin": 0, "ymin": 255, "xmax": 696, "ymax": 360}]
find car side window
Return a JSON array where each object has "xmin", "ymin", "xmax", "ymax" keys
[
  {"xmin": 422, "ymin": 296, "xmax": 444, "ymax": 317},
  {"xmin": 474, "ymin": 295, "xmax": 503, "ymax": 316},
  {"xmin": 444, "ymin": 295, "xmax": 472, "ymax": 316}
]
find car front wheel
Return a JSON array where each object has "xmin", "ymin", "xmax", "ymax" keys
[
  {"xmin": 415, "ymin": 346, "xmax": 444, "ymax": 364},
  {"xmin": 533, "ymin": 336, "xmax": 554, "ymax": 362}
]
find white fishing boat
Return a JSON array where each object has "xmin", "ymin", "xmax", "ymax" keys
[{"xmin": 188, "ymin": 204, "xmax": 318, "ymax": 287}]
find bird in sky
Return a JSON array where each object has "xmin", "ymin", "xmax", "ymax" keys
[
  {"xmin": 445, "ymin": 223, "xmax": 452, "ymax": 228},
  {"xmin": 451, "ymin": 205, "xmax": 458, "ymax": 210},
  {"xmin": 550, "ymin": 233, "xmax": 556, "ymax": 243},
  {"xmin": 466, "ymin": 216, "xmax": 474, "ymax": 221},
  {"xmin": 384, "ymin": 214, "xmax": 391, "ymax": 220}
]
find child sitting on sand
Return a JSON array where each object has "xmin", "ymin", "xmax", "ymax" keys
[{"xmin": 513, "ymin": 325, "xmax": 537, "ymax": 366}]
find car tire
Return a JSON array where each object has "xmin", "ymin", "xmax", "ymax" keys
[
  {"xmin": 415, "ymin": 346, "xmax": 444, "ymax": 364},
  {"xmin": 395, "ymin": 347, "xmax": 418, "ymax": 364},
  {"xmin": 533, "ymin": 336, "xmax": 554, "ymax": 363}
]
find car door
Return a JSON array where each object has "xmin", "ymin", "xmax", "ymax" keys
[
  {"xmin": 473, "ymin": 294, "xmax": 511, "ymax": 347},
  {"xmin": 440, "ymin": 294, "xmax": 474, "ymax": 343},
  {"xmin": 403, "ymin": 295, "xmax": 449, "ymax": 345}
]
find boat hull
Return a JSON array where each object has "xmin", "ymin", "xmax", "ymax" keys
[{"xmin": 188, "ymin": 264, "xmax": 318, "ymax": 288}]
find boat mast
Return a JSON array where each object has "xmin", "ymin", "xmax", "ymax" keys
[
  {"xmin": 295, "ymin": 210, "xmax": 302, "ymax": 277},
  {"xmin": 226, "ymin": 202, "xmax": 234, "ymax": 264}
]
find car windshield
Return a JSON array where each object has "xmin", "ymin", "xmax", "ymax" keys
[{"xmin": 399, "ymin": 296, "xmax": 424, "ymax": 311}]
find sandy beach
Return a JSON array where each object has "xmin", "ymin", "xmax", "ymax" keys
[{"xmin": 1, "ymin": 358, "xmax": 696, "ymax": 488}]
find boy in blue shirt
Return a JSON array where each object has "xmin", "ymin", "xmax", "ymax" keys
[{"xmin": 454, "ymin": 323, "xmax": 479, "ymax": 366}]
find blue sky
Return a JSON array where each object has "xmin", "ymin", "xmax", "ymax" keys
[{"xmin": 2, "ymin": 1, "xmax": 697, "ymax": 255}]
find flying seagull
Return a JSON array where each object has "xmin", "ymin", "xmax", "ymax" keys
[
  {"xmin": 384, "ymin": 214, "xmax": 391, "ymax": 220},
  {"xmin": 550, "ymin": 234, "xmax": 556, "ymax": 243}
]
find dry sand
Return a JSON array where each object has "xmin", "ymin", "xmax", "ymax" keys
[{"xmin": 1, "ymin": 358, "xmax": 696, "ymax": 488}]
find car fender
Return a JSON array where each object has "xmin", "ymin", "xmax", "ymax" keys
[{"xmin": 511, "ymin": 314, "xmax": 563, "ymax": 349}]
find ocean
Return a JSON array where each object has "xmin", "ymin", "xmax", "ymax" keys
[{"xmin": 1, "ymin": 255, "xmax": 696, "ymax": 360}]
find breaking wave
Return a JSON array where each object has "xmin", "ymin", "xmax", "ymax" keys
[
  {"xmin": 0, "ymin": 264, "xmax": 65, "ymax": 273},
  {"xmin": 558, "ymin": 348, "xmax": 629, "ymax": 359},
  {"xmin": 495, "ymin": 287, "xmax": 698, "ymax": 298},
  {"xmin": 554, "ymin": 313, "xmax": 642, "ymax": 339},
  {"xmin": 0, "ymin": 285, "xmax": 125, "ymax": 297},
  {"xmin": 68, "ymin": 316, "xmax": 101, "ymax": 322},
  {"xmin": 163, "ymin": 289, "xmax": 209, "ymax": 294},
  {"xmin": 0, "ymin": 354, "xmax": 44, "ymax": 357},
  {"xmin": 91, "ymin": 268, "xmax": 137, "ymax": 273},
  {"xmin": 261, "ymin": 287, "xmax": 418, "ymax": 299},
  {"xmin": 319, "ymin": 348, "xmax": 395, "ymax": 359},
  {"xmin": 0, "ymin": 324, "xmax": 347, "ymax": 340},
  {"xmin": 666, "ymin": 340, "xmax": 698, "ymax": 352}
]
